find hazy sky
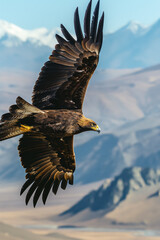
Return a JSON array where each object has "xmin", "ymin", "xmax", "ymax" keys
[{"xmin": 1, "ymin": 0, "xmax": 160, "ymax": 33}]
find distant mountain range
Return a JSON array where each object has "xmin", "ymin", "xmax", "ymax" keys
[
  {"xmin": 101, "ymin": 20, "xmax": 160, "ymax": 68},
  {"xmin": 1, "ymin": 19, "xmax": 160, "ymax": 70},
  {"xmin": 62, "ymin": 167, "xmax": 160, "ymax": 216},
  {"xmin": 59, "ymin": 167, "xmax": 160, "ymax": 230}
]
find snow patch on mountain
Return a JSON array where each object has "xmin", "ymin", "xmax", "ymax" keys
[
  {"xmin": 124, "ymin": 21, "xmax": 149, "ymax": 35},
  {"xmin": 0, "ymin": 20, "xmax": 60, "ymax": 48}
]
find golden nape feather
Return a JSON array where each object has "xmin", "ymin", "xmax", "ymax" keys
[{"xmin": 0, "ymin": 0, "xmax": 104, "ymax": 207}]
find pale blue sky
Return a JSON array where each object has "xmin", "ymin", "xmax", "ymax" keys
[{"xmin": 1, "ymin": 0, "xmax": 160, "ymax": 33}]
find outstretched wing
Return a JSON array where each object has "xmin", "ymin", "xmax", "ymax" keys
[
  {"xmin": 32, "ymin": 0, "xmax": 104, "ymax": 111},
  {"xmin": 18, "ymin": 133, "xmax": 75, "ymax": 207}
]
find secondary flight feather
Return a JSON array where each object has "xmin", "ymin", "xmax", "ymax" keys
[{"xmin": 0, "ymin": 0, "xmax": 104, "ymax": 207}]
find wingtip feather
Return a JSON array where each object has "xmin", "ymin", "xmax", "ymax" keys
[
  {"xmin": 84, "ymin": 0, "xmax": 92, "ymax": 39},
  {"xmin": 74, "ymin": 7, "xmax": 83, "ymax": 43},
  {"xmin": 33, "ymin": 186, "xmax": 44, "ymax": 207},
  {"xmin": 52, "ymin": 179, "xmax": 60, "ymax": 195},
  {"xmin": 25, "ymin": 182, "xmax": 38, "ymax": 205},
  {"xmin": 61, "ymin": 24, "xmax": 75, "ymax": 44},
  {"xmin": 90, "ymin": 0, "xmax": 100, "ymax": 41},
  {"xmin": 20, "ymin": 178, "xmax": 33, "ymax": 196},
  {"xmin": 96, "ymin": 11, "xmax": 104, "ymax": 52},
  {"xmin": 61, "ymin": 179, "xmax": 67, "ymax": 190},
  {"xmin": 42, "ymin": 180, "xmax": 53, "ymax": 205}
]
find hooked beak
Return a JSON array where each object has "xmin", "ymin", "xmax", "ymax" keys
[{"xmin": 91, "ymin": 124, "xmax": 101, "ymax": 134}]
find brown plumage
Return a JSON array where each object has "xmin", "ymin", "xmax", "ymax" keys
[{"xmin": 0, "ymin": 0, "xmax": 104, "ymax": 207}]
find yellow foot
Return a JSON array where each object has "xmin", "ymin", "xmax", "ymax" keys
[{"xmin": 20, "ymin": 124, "xmax": 33, "ymax": 132}]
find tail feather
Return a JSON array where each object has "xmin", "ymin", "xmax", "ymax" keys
[
  {"xmin": 0, "ymin": 96, "xmax": 43, "ymax": 141},
  {"xmin": 0, "ymin": 123, "xmax": 24, "ymax": 141}
]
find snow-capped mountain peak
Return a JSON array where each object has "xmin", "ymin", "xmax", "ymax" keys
[
  {"xmin": 1, "ymin": 18, "xmax": 160, "ymax": 69},
  {"xmin": 0, "ymin": 19, "xmax": 60, "ymax": 48},
  {"xmin": 126, "ymin": 21, "xmax": 143, "ymax": 33},
  {"xmin": 119, "ymin": 20, "xmax": 150, "ymax": 35}
]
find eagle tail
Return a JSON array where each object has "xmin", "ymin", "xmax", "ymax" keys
[{"xmin": 0, "ymin": 96, "xmax": 43, "ymax": 141}]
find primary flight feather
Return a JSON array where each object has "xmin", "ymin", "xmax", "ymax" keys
[{"xmin": 0, "ymin": 0, "xmax": 104, "ymax": 207}]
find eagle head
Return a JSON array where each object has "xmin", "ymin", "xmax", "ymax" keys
[{"xmin": 78, "ymin": 116, "xmax": 101, "ymax": 133}]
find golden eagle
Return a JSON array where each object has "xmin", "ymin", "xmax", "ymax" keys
[{"xmin": 0, "ymin": 0, "xmax": 104, "ymax": 206}]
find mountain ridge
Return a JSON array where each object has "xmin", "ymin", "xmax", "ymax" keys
[
  {"xmin": 61, "ymin": 167, "xmax": 160, "ymax": 216},
  {"xmin": 0, "ymin": 19, "xmax": 59, "ymax": 48},
  {"xmin": 1, "ymin": 18, "xmax": 160, "ymax": 69}
]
